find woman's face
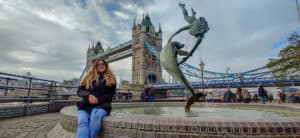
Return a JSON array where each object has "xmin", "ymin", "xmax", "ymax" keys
[{"xmin": 96, "ymin": 60, "xmax": 106, "ymax": 74}]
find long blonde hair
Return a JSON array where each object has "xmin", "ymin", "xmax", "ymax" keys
[{"xmin": 81, "ymin": 59, "xmax": 116, "ymax": 89}]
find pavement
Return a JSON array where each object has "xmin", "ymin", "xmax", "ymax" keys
[{"xmin": 0, "ymin": 113, "xmax": 60, "ymax": 138}]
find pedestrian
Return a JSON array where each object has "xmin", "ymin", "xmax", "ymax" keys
[
  {"xmin": 258, "ymin": 84, "xmax": 266, "ymax": 104},
  {"xmin": 223, "ymin": 86, "xmax": 232, "ymax": 103}
]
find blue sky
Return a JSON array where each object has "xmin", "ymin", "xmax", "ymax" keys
[{"xmin": 0, "ymin": 0, "xmax": 298, "ymax": 82}]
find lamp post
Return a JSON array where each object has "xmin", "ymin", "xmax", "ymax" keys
[
  {"xmin": 226, "ymin": 67, "xmax": 230, "ymax": 87},
  {"xmin": 296, "ymin": 0, "xmax": 300, "ymax": 24},
  {"xmin": 240, "ymin": 75, "xmax": 244, "ymax": 89},
  {"xmin": 199, "ymin": 61, "xmax": 205, "ymax": 93}
]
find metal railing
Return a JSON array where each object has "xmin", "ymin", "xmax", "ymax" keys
[{"xmin": 0, "ymin": 72, "xmax": 78, "ymax": 114}]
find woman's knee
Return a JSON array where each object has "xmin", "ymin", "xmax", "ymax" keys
[
  {"xmin": 91, "ymin": 108, "xmax": 107, "ymax": 119},
  {"xmin": 78, "ymin": 110, "xmax": 89, "ymax": 127}
]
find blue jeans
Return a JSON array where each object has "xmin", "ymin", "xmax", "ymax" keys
[
  {"xmin": 210, "ymin": 98, "xmax": 214, "ymax": 103},
  {"xmin": 77, "ymin": 108, "xmax": 108, "ymax": 138},
  {"xmin": 150, "ymin": 96, "xmax": 155, "ymax": 102},
  {"xmin": 260, "ymin": 96, "xmax": 265, "ymax": 104}
]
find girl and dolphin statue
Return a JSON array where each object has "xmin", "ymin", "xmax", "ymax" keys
[{"xmin": 160, "ymin": 3, "xmax": 209, "ymax": 112}]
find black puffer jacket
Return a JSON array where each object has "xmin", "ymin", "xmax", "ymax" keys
[{"xmin": 77, "ymin": 76, "xmax": 116, "ymax": 114}]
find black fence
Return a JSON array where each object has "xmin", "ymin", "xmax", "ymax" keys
[{"xmin": 0, "ymin": 72, "xmax": 79, "ymax": 115}]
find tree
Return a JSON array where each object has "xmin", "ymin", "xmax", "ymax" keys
[{"xmin": 266, "ymin": 43, "xmax": 300, "ymax": 80}]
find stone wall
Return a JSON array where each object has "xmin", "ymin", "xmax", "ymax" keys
[
  {"xmin": 57, "ymin": 103, "xmax": 300, "ymax": 138},
  {"xmin": 49, "ymin": 100, "xmax": 78, "ymax": 112},
  {"xmin": 0, "ymin": 100, "xmax": 78, "ymax": 119},
  {"xmin": 0, "ymin": 105, "xmax": 26, "ymax": 119}
]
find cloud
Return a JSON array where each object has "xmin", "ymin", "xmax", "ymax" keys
[
  {"xmin": 0, "ymin": 0, "xmax": 298, "ymax": 83},
  {"xmin": 114, "ymin": 11, "xmax": 130, "ymax": 19},
  {"xmin": 8, "ymin": 51, "xmax": 38, "ymax": 63}
]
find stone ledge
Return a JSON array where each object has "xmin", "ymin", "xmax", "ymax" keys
[{"xmin": 58, "ymin": 103, "xmax": 300, "ymax": 137}]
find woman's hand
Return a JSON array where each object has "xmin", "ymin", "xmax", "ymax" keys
[{"xmin": 88, "ymin": 94, "xmax": 98, "ymax": 104}]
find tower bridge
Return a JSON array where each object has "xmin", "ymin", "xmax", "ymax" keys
[
  {"xmin": 83, "ymin": 14, "xmax": 300, "ymax": 91},
  {"xmin": 87, "ymin": 14, "xmax": 162, "ymax": 85}
]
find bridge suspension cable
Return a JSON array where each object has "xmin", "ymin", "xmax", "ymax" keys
[{"xmin": 143, "ymin": 40, "xmax": 272, "ymax": 81}]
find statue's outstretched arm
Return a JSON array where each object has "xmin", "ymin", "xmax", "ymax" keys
[
  {"xmin": 188, "ymin": 34, "xmax": 205, "ymax": 56},
  {"xmin": 176, "ymin": 49, "xmax": 189, "ymax": 56},
  {"xmin": 168, "ymin": 25, "xmax": 191, "ymax": 42},
  {"xmin": 178, "ymin": 34, "xmax": 205, "ymax": 65}
]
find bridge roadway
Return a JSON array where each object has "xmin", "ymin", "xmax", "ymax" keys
[
  {"xmin": 95, "ymin": 40, "xmax": 132, "ymax": 63},
  {"xmin": 153, "ymin": 78, "xmax": 300, "ymax": 90},
  {"xmin": 0, "ymin": 112, "xmax": 59, "ymax": 138}
]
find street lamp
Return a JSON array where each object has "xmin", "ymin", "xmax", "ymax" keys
[
  {"xmin": 240, "ymin": 75, "xmax": 244, "ymax": 89},
  {"xmin": 226, "ymin": 67, "xmax": 230, "ymax": 86},
  {"xmin": 199, "ymin": 61, "xmax": 205, "ymax": 93},
  {"xmin": 296, "ymin": 0, "xmax": 300, "ymax": 24}
]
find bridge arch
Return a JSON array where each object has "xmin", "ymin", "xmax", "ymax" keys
[{"xmin": 147, "ymin": 73, "xmax": 157, "ymax": 84}]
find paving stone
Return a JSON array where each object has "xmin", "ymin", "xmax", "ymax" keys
[{"xmin": 0, "ymin": 113, "xmax": 59, "ymax": 138}]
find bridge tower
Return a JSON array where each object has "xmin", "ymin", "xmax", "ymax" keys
[
  {"xmin": 86, "ymin": 41, "xmax": 104, "ymax": 72},
  {"xmin": 132, "ymin": 14, "xmax": 162, "ymax": 84}
]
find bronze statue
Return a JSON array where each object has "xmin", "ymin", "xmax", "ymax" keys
[
  {"xmin": 168, "ymin": 3, "xmax": 209, "ymax": 65},
  {"xmin": 161, "ymin": 3, "xmax": 209, "ymax": 112}
]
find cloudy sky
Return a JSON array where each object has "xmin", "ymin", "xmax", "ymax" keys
[{"xmin": 0, "ymin": 0, "xmax": 299, "ymax": 82}]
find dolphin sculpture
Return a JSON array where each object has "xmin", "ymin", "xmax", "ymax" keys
[
  {"xmin": 160, "ymin": 41, "xmax": 204, "ymax": 112},
  {"xmin": 160, "ymin": 3, "xmax": 208, "ymax": 112}
]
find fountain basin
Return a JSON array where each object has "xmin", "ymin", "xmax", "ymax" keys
[{"xmin": 50, "ymin": 102, "xmax": 300, "ymax": 137}]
